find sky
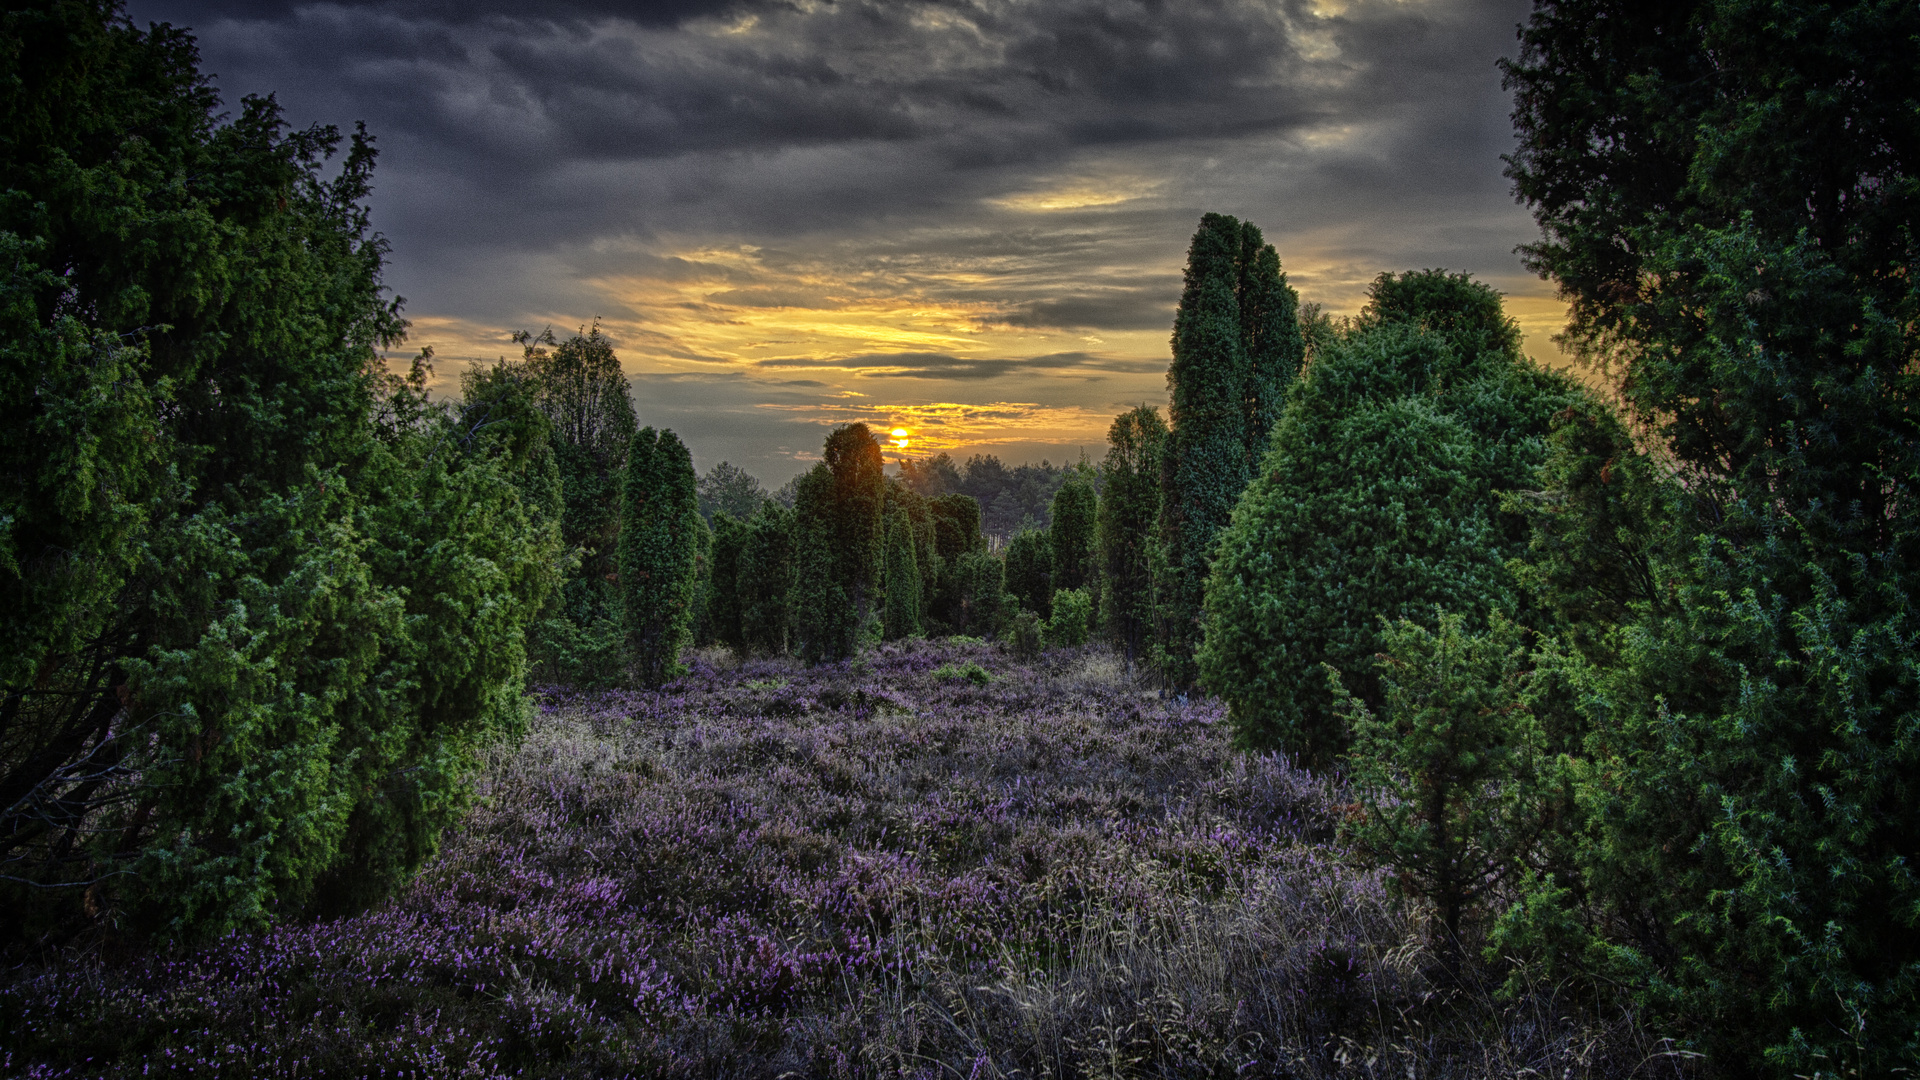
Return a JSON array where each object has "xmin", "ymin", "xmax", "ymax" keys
[{"xmin": 128, "ymin": 0, "xmax": 1568, "ymax": 486}]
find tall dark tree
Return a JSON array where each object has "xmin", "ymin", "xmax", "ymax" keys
[
  {"xmin": 619, "ymin": 428, "xmax": 699, "ymax": 687},
  {"xmin": 822, "ymin": 424, "xmax": 886, "ymax": 628},
  {"xmin": 1003, "ymin": 528, "xmax": 1053, "ymax": 620},
  {"xmin": 1157, "ymin": 213, "xmax": 1303, "ymax": 687},
  {"xmin": 788, "ymin": 463, "xmax": 858, "ymax": 663},
  {"xmin": 880, "ymin": 504, "xmax": 922, "ymax": 640},
  {"xmin": 0, "ymin": 0, "xmax": 560, "ymax": 940},
  {"xmin": 1500, "ymin": 0, "xmax": 1920, "ymax": 1070},
  {"xmin": 738, "ymin": 500, "xmax": 795, "ymax": 656},
  {"xmin": 707, "ymin": 511, "xmax": 748, "ymax": 653},
  {"xmin": 1048, "ymin": 465, "xmax": 1097, "ymax": 595},
  {"xmin": 1097, "ymin": 406, "xmax": 1166, "ymax": 666}
]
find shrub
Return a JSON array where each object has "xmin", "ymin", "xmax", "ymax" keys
[
  {"xmin": 1045, "ymin": 587, "xmax": 1093, "ymax": 648},
  {"xmin": 1008, "ymin": 610, "xmax": 1044, "ymax": 659},
  {"xmin": 1003, "ymin": 527, "xmax": 1053, "ymax": 620},
  {"xmin": 931, "ymin": 660, "xmax": 993, "ymax": 686}
]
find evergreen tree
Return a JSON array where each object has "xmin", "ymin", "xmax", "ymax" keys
[
  {"xmin": 926, "ymin": 492, "xmax": 985, "ymax": 630},
  {"xmin": 0, "ymin": 1, "xmax": 560, "ymax": 939},
  {"xmin": 1497, "ymin": 1, "xmax": 1920, "ymax": 1068},
  {"xmin": 1003, "ymin": 527, "xmax": 1053, "ymax": 620},
  {"xmin": 823, "ymin": 424, "xmax": 886, "ymax": 628},
  {"xmin": 738, "ymin": 500, "xmax": 795, "ymax": 656},
  {"xmin": 688, "ymin": 511, "xmax": 714, "ymax": 647},
  {"xmin": 706, "ymin": 511, "xmax": 748, "ymax": 653},
  {"xmin": 948, "ymin": 549, "xmax": 1006, "ymax": 638},
  {"xmin": 881, "ymin": 504, "xmax": 923, "ymax": 640},
  {"xmin": 789, "ymin": 463, "xmax": 858, "ymax": 663},
  {"xmin": 1198, "ymin": 277, "xmax": 1580, "ymax": 765},
  {"xmin": 697, "ymin": 461, "xmax": 768, "ymax": 522},
  {"xmin": 619, "ymin": 427, "xmax": 699, "ymax": 687},
  {"xmin": 1097, "ymin": 406, "xmax": 1166, "ymax": 666},
  {"xmin": 1157, "ymin": 213, "xmax": 1304, "ymax": 687},
  {"xmin": 1048, "ymin": 464, "xmax": 1097, "ymax": 594},
  {"xmin": 1045, "ymin": 587, "xmax": 1093, "ymax": 648}
]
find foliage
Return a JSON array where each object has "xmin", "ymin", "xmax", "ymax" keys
[
  {"xmin": 1002, "ymin": 526, "xmax": 1052, "ymax": 620},
  {"xmin": 706, "ymin": 511, "xmax": 749, "ymax": 653},
  {"xmin": 1096, "ymin": 405, "xmax": 1166, "ymax": 666},
  {"xmin": 1006, "ymin": 610, "xmax": 1044, "ymax": 659},
  {"xmin": 880, "ymin": 504, "xmax": 922, "ymax": 640},
  {"xmin": 618, "ymin": 428, "xmax": 699, "ymax": 687},
  {"xmin": 789, "ymin": 464, "xmax": 858, "ymax": 664},
  {"xmin": 931, "ymin": 659, "xmax": 993, "ymax": 685},
  {"xmin": 1047, "ymin": 463, "xmax": 1097, "ymax": 596},
  {"xmin": 821, "ymin": 425, "xmax": 886, "ymax": 627},
  {"xmin": 946, "ymin": 549, "xmax": 1004, "ymax": 639},
  {"xmin": 1502, "ymin": 0, "xmax": 1920, "ymax": 1070},
  {"xmin": 1157, "ymin": 213, "xmax": 1304, "ymax": 688},
  {"xmin": 1045, "ymin": 587, "xmax": 1093, "ymax": 648},
  {"xmin": 1332, "ymin": 613, "xmax": 1548, "ymax": 953},
  {"xmin": 0, "ymin": 1, "xmax": 559, "ymax": 941},
  {"xmin": 697, "ymin": 461, "xmax": 768, "ymax": 523},
  {"xmin": 901, "ymin": 452, "xmax": 1075, "ymax": 541},
  {"xmin": 737, "ymin": 500, "xmax": 795, "ymax": 656},
  {"xmin": 687, "ymin": 511, "xmax": 714, "ymax": 647}
]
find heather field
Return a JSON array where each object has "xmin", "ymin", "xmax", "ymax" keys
[{"xmin": 3, "ymin": 642, "xmax": 1678, "ymax": 1078}]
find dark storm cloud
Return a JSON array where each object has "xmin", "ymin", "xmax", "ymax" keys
[{"xmin": 997, "ymin": 293, "xmax": 1176, "ymax": 332}]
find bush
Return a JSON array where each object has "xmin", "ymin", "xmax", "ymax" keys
[
  {"xmin": 932, "ymin": 660, "xmax": 993, "ymax": 686},
  {"xmin": 1045, "ymin": 587, "xmax": 1093, "ymax": 648},
  {"xmin": 1007, "ymin": 610, "xmax": 1044, "ymax": 659},
  {"xmin": 620, "ymin": 428, "xmax": 700, "ymax": 687}
]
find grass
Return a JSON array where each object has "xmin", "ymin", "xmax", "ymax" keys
[{"xmin": 0, "ymin": 640, "xmax": 1686, "ymax": 1078}]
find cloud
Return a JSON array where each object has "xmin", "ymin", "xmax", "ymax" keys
[{"xmin": 131, "ymin": 0, "xmax": 1565, "ymax": 475}]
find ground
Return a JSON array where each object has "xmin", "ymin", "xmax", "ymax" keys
[{"xmin": 1, "ymin": 641, "xmax": 1670, "ymax": 1078}]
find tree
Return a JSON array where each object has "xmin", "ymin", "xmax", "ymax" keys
[
  {"xmin": 1157, "ymin": 213, "xmax": 1304, "ymax": 687},
  {"xmin": 0, "ymin": 0, "xmax": 560, "ymax": 940},
  {"xmin": 738, "ymin": 501, "xmax": 795, "ymax": 656},
  {"xmin": 1198, "ymin": 278, "xmax": 1580, "ymax": 765},
  {"xmin": 880, "ymin": 504, "xmax": 922, "ymax": 640},
  {"xmin": 1003, "ymin": 527, "xmax": 1053, "ymax": 620},
  {"xmin": 1045, "ymin": 587, "xmax": 1093, "ymax": 648},
  {"xmin": 948, "ymin": 550, "xmax": 1006, "ymax": 639},
  {"xmin": 697, "ymin": 461, "xmax": 768, "ymax": 523},
  {"xmin": 823, "ymin": 424, "xmax": 886, "ymax": 628},
  {"xmin": 619, "ymin": 428, "xmax": 699, "ymax": 686},
  {"xmin": 788, "ymin": 463, "xmax": 858, "ymax": 663},
  {"xmin": 706, "ymin": 511, "xmax": 749, "ymax": 653},
  {"xmin": 1500, "ymin": 1, "xmax": 1920, "ymax": 1069},
  {"xmin": 926, "ymin": 492, "xmax": 985, "ymax": 631},
  {"xmin": 898, "ymin": 452, "xmax": 961, "ymax": 497},
  {"xmin": 1332, "ymin": 613, "xmax": 1548, "ymax": 960},
  {"xmin": 1097, "ymin": 406, "xmax": 1166, "ymax": 666},
  {"xmin": 1048, "ymin": 464, "xmax": 1097, "ymax": 595}
]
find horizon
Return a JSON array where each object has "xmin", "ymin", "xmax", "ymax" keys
[{"xmin": 130, "ymin": 0, "xmax": 1572, "ymax": 486}]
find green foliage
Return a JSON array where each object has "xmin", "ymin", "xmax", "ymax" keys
[
  {"xmin": 697, "ymin": 461, "xmax": 768, "ymax": 523},
  {"xmin": 1097, "ymin": 406, "xmax": 1165, "ymax": 665},
  {"xmin": 1007, "ymin": 610, "xmax": 1043, "ymax": 660},
  {"xmin": 738, "ymin": 500, "xmax": 795, "ymax": 656},
  {"xmin": 0, "ymin": 1, "xmax": 562, "ymax": 939},
  {"xmin": 931, "ymin": 660, "xmax": 993, "ymax": 686},
  {"xmin": 707, "ymin": 511, "xmax": 748, "ymax": 653},
  {"xmin": 946, "ymin": 549, "xmax": 1004, "ymax": 639},
  {"xmin": 789, "ymin": 464, "xmax": 858, "ymax": 664},
  {"xmin": 1199, "ymin": 277, "xmax": 1581, "ymax": 765},
  {"xmin": 619, "ymin": 428, "xmax": 699, "ymax": 687},
  {"xmin": 1002, "ymin": 527, "xmax": 1052, "ymax": 620},
  {"xmin": 1157, "ymin": 213, "xmax": 1304, "ymax": 687},
  {"xmin": 688, "ymin": 512, "xmax": 714, "ymax": 647},
  {"xmin": 1332, "ymin": 614, "xmax": 1547, "ymax": 953},
  {"xmin": 822, "ymin": 424, "xmax": 886, "ymax": 625},
  {"xmin": 1044, "ymin": 588, "xmax": 1092, "ymax": 648},
  {"xmin": 1047, "ymin": 466, "xmax": 1097, "ymax": 595},
  {"xmin": 881, "ymin": 504, "xmax": 922, "ymax": 640},
  {"xmin": 1502, "ymin": 1, "xmax": 1920, "ymax": 1070}
]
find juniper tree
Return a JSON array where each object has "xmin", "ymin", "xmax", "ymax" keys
[
  {"xmin": 0, "ymin": 0, "xmax": 560, "ymax": 940},
  {"xmin": 706, "ymin": 511, "xmax": 748, "ymax": 653},
  {"xmin": 1156, "ymin": 213, "xmax": 1304, "ymax": 687},
  {"xmin": 1048, "ymin": 464, "xmax": 1097, "ymax": 595},
  {"xmin": 823, "ymin": 424, "xmax": 886, "ymax": 628},
  {"xmin": 1097, "ymin": 406, "xmax": 1166, "ymax": 666},
  {"xmin": 881, "ymin": 504, "xmax": 923, "ymax": 640},
  {"xmin": 1496, "ymin": 1, "xmax": 1920, "ymax": 1068},
  {"xmin": 789, "ymin": 463, "xmax": 858, "ymax": 663},
  {"xmin": 619, "ymin": 428, "xmax": 699, "ymax": 686},
  {"xmin": 738, "ymin": 500, "xmax": 795, "ymax": 656},
  {"xmin": 1003, "ymin": 527, "xmax": 1053, "ymax": 620}
]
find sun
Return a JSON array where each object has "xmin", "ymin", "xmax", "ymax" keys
[{"xmin": 890, "ymin": 427, "xmax": 911, "ymax": 449}]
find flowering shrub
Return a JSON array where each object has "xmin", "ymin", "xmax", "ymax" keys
[{"xmin": 1, "ymin": 641, "xmax": 1673, "ymax": 1077}]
